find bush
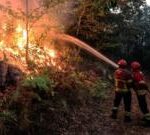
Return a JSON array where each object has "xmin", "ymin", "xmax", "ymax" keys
[
  {"xmin": 90, "ymin": 79, "xmax": 110, "ymax": 99},
  {"xmin": 0, "ymin": 111, "xmax": 18, "ymax": 135},
  {"xmin": 22, "ymin": 75, "xmax": 55, "ymax": 96}
]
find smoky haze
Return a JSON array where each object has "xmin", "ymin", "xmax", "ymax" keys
[
  {"xmin": 0, "ymin": 0, "xmax": 38, "ymax": 11},
  {"xmin": 0, "ymin": 0, "xmax": 76, "ymax": 30}
]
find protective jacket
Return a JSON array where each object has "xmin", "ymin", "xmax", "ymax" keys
[
  {"xmin": 132, "ymin": 71, "xmax": 148, "ymax": 95},
  {"xmin": 114, "ymin": 68, "xmax": 132, "ymax": 92}
]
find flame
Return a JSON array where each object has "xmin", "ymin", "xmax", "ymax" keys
[
  {"xmin": 23, "ymin": 30, "xmax": 27, "ymax": 39},
  {"xmin": 58, "ymin": 65, "xmax": 62, "ymax": 70},
  {"xmin": 47, "ymin": 49, "xmax": 56, "ymax": 58},
  {"xmin": 16, "ymin": 24, "xmax": 23, "ymax": 33},
  {"xmin": 2, "ymin": 23, "xmax": 7, "ymax": 31},
  {"xmin": 16, "ymin": 24, "xmax": 27, "ymax": 50},
  {"xmin": 51, "ymin": 59, "xmax": 56, "ymax": 66},
  {"xmin": 0, "ymin": 23, "xmax": 66, "ymax": 73},
  {"xmin": 0, "ymin": 41, "xmax": 4, "ymax": 48}
]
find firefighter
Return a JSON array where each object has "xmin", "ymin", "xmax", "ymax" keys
[
  {"xmin": 131, "ymin": 61, "xmax": 150, "ymax": 124},
  {"xmin": 111, "ymin": 59, "xmax": 132, "ymax": 122}
]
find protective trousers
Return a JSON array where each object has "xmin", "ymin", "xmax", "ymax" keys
[
  {"xmin": 137, "ymin": 94, "xmax": 149, "ymax": 114},
  {"xmin": 113, "ymin": 91, "xmax": 131, "ymax": 115}
]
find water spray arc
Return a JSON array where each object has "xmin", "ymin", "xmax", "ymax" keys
[{"xmin": 58, "ymin": 34, "xmax": 119, "ymax": 69}]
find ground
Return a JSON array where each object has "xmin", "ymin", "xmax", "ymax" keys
[
  {"xmin": 62, "ymin": 87, "xmax": 150, "ymax": 135},
  {"xmin": 2, "ymin": 75, "xmax": 150, "ymax": 135}
]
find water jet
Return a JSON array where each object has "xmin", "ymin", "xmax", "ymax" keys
[{"xmin": 56, "ymin": 34, "xmax": 119, "ymax": 69}]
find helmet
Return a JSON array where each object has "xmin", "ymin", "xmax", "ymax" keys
[
  {"xmin": 131, "ymin": 61, "xmax": 141, "ymax": 70},
  {"xmin": 117, "ymin": 59, "xmax": 127, "ymax": 68}
]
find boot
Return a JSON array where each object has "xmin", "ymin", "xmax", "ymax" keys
[
  {"xmin": 124, "ymin": 115, "xmax": 132, "ymax": 123},
  {"xmin": 110, "ymin": 109, "xmax": 117, "ymax": 119}
]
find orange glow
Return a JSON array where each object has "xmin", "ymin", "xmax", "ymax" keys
[
  {"xmin": 15, "ymin": 24, "xmax": 27, "ymax": 50},
  {"xmin": 0, "ymin": 41, "xmax": 4, "ymax": 48},
  {"xmin": 47, "ymin": 49, "xmax": 57, "ymax": 58},
  {"xmin": 16, "ymin": 24, "xmax": 23, "ymax": 33},
  {"xmin": 2, "ymin": 23, "xmax": 7, "ymax": 31},
  {"xmin": 0, "ymin": 23, "xmax": 65, "ymax": 73},
  {"xmin": 58, "ymin": 65, "xmax": 62, "ymax": 70},
  {"xmin": 51, "ymin": 59, "xmax": 56, "ymax": 66}
]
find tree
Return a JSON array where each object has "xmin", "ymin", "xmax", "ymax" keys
[{"xmin": 70, "ymin": 0, "xmax": 150, "ymax": 62}]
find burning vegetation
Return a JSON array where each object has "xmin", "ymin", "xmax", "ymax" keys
[
  {"xmin": 0, "ymin": 0, "xmax": 77, "ymax": 75},
  {"xmin": 0, "ymin": 22, "xmax": 68, "ymax": 73}
]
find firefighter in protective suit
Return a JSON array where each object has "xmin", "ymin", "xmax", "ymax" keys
[
  {"xmin": 131, "ymin": 61, "xmax": 150, "ymax": 124},
  {"xmin": 111, "ymin": 59, "xmax": 132, "ymax": 122}
]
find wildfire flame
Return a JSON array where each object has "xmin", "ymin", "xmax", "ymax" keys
[
  {"xmin": 16, "ymin": 24, "xmax": 27, "ymax": 50},
  {"xmin": 47, "ymin": 49, "xmax": 56, "ymax": 58},
  {"xmin": 0, "ymin": 24, "xmax": 64, "ymax": 73}
]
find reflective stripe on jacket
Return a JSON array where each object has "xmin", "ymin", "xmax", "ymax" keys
[{"xmin": 136, "ymin": 89, "xmax": 147, "ymax": 95}]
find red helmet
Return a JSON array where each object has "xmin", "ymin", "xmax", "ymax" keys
[
  {"xmin": 117, "ymin": 59, "xmax": 127, "ymax": 67},
  {"xmin": 131, "ymin": 61, "xmax": 141, "ymax": 70}
]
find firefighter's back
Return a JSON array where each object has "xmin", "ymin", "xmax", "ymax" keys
[{"xmin": 115, "ymin": 68, "xmax": 131, "ymax": 91}]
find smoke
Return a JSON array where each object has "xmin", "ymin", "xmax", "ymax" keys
[
  {"xmin": 0, "ymin": 0, "xmax": 76, "ymax": 31},
  {"xmin": 0, "ymin": 0, "xmax": 38, "ymax": 11},
  {"xmin": 51, "ymin": 0, "xmax": 77, "ymax": 30}
]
